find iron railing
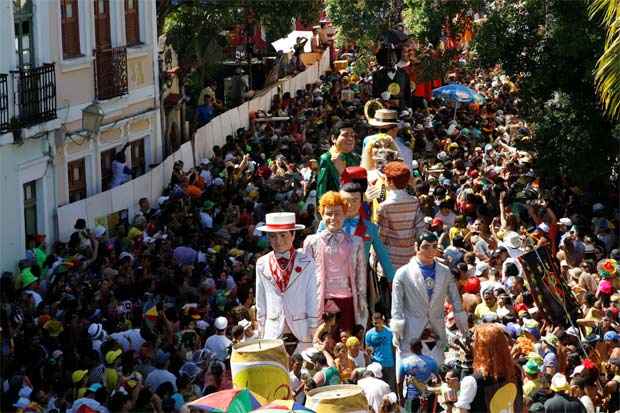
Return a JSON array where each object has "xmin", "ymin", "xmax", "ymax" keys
[
  {"xmin": 94, "ymin": 46, "xmax": 128, "ymax": 100},
  {"xmin": 10, "ymin": 63, "xmax": 57, "ymax": 128},
  {"xmin": 0, "ymin": 74, "xmax": 8, "ymax": 131}
]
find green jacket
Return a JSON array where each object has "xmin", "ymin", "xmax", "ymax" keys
[{"xmin": 316, "ymin": 151, "xmax": 360, "ymax": 201}]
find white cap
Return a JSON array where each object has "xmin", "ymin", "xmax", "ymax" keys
[
  {"xmin": 119, "ymin": 252, "xmax": 134, "ymax": 262},
  {"xmin": 502, "ymin": 231, "xmax": 521, "ymax": 249},
  {"xmin": 367, "ymin": 362, "xmax": 383, "ymax": 378},
  {"xmin": 475, "ymin": 261, "xmax": 490, "ymax": 276},
  {"xmin": 238, "ymin": 319, "xmax": 251, "ymax": 330},
  {"xmin": 423, "ymin": 216, "xmax": 433, "ymax": 225},
  {"xmin": 94, "ymin": 225, "xmax": 106, "ymax": 238},
  {"xmin": 593, "ymin": 202, "xmax": 605, "ymax": 212},
  {"xmin": 213, "ymin": 177, "xmax": 225, "ymax": 187},
  {"xmin": 484, "ymin": 143, "xmax": 493, "ymax": 152},
  {"xmin": 559, "ymin": 218, "xmax": 572, "ymax": 227},
  {"xmin": 214, "ymin": 316, "xmax": 228, "ymax": 330},
  {"xmin": 570, "ymin": 365, "xmax": 585, "ymax": 377},
  {"xmin": 88, "ymin": 323, "xmax": 103, "ymax": 338},
  {"xmin": 537, "ymin": 223, "xmax": 550, "ymax": 233},
  {"xmin": 200, "ymin": 158, "xmax": 210, "ymax": 166},
  {"xmin": 411, "ymin": 160, "xmax": 419, "ymax": 170},
  {"xmin": 195, "ymin": 320, "xmax": 209, "ymax": 331}
]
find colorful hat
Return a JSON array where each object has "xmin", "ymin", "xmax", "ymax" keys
[
  {"xmin": 256, "ymin": 212, "xmax": 305, "ymax": 232},
  {"xmin": 105, "ymin": 349, "xmax": 122, "ymax": 365},
  {"xmin": 43, "ymin": 319, "xmax": 64, "ymax": 337},
  {"xmin": 527, "ymin": 352, "xmax": 544, "ymax": 366},
  {"xmin": 550, "ymin": 373, "xmax": 570, "ymax": 393},
  {"xmin": 340, "ymin": 166, "xmax": 367, "ymax": 185},
  {"xmin": 543, "ymin": 334, "xmax": 559, "ymax": 349},
  {"xmin": 21, "ymin": 268, "xmax": 38, "ymax": 288},
  {"xmin": 72, "ymin": 369, "xmax": 89, "ymax": 384},
  {"xmin": 346, "ymin": 336, "xmax": 361, "ymax": 348},
  {"xmin": 598, "ymin": 259, "xmax": 618, "ymax": 278},
  {"xmin": 524, "ymin": 359, "xmax": 541, "ymax": 375}
]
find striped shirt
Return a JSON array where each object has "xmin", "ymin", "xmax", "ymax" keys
[{"xmin": 377, "ymin": 190, "xmax": 426, "ymax": 269}]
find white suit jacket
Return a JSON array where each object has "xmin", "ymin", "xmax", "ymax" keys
[
  {"xmin": 255, "ymin": 249, "xmax": 319, "ymax": 343},
  {"xmin": 390, "ymin": 258, "xmax": 467, "ymax": 351}
]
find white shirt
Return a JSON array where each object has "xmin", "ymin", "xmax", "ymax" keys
[
  {"xmin": 580, "ymin": 395, "xmax": 595, "ymax": 413},
  {"xmin": 434, "ymin": 210, "xmax": 457, "ymax": 229},
  {"xmin": 111, "ymin": 160, "xmax": 131, "ymax": 188},
  {"xmin": 205, "ymin": 334, "xmax": 232, "ymax": 361},
  {"xmin": 110, "ymin": 329, "xmax": 145, "ymax": 352},
  {"xmin": 358, "ymin": 376, "xmax": 390, "ymax": 413},
  {"xmin": 454, "ymin": 375, "xmax": 477, "ymax": 410}
]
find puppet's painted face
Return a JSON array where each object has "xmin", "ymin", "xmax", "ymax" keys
[
  {"xmin": 322, "ymin": 205, "xmax": 345, "ymax": 232},
  {"xmin": 333, "ymin": 128, "xmax": 356, "ymax": 153}
]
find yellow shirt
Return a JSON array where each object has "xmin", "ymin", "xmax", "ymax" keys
[
  {"xmin": 523, "ymin": 378, "xmax": 541, "ymax": 400},
  {"xmin": 474, "ymin": 302, "xmax": 498, "ymax": 321}
]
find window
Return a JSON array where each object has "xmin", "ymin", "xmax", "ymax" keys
[
  {"xmin": 23, "ymin": 180, "xmax": 37, "ymax": 238},
  {"xmin": 60, "ymin": 0, "xmax": 81, "ymax": 59},
  {"xmin": 100, "ymin": 148, "xmax": 115, "ymax": 191},
  {"xmin": 94, "ymin": 0, "xmax": 111, "ymax": 50},
  {"xmin": 125, "ymin": 0, "xmax": 140, "ymax": 46},
  {"xmin": 68, "ymin": 158, "xmax": 87, "ymax": 202},
  {"xmin": 14, "ymin": 0, "xmax": 34, "ymax": 69},
  {"xmin": 130, "ymin": 138, "xmax": 145, "ymax": 177}
]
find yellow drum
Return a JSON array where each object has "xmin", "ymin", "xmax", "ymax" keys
[
  {"xmin": 230, "ymin": 339, "xmax": 291, "ymax": 402},
  {"xmin": 305, "ymin": 384, "xmax": 369, "ymax": 413}
]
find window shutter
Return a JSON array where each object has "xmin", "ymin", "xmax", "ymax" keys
[
  {"xmin": 60, "ymin": 0, "xmax": 81, "ymax": 58},
  {"xmin": 125, "ymin": 0, "xmax": 140, "ymax": 46}
]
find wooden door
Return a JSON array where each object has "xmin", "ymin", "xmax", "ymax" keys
[{"xmin": 93, "ymin": 0, "xmax": 111, "ymax": 50}]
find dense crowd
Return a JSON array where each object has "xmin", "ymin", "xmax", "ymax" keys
[{"xmin": 2, "ymin": 33, "xmax": 619, "ymax": 413}]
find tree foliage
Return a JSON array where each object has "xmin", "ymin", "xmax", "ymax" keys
[
  {"xmin": 589, "ymin": 0, "xmax": 620, "ymax": 120},
  {"xmin": 325, "ymin": 0, "xmax": 401, "ymax": 47},
  {"xmin": 472, "ymin": 0, "xmax": 618, "ymax": 187}
]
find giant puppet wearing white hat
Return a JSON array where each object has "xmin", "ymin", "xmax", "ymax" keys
[{"xmin": 255, "ymin": 212, "xmax": 319, "ymax": 354}]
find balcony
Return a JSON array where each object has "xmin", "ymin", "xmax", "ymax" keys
[
  {"xmin": 94, "ymin": 46, "xmax": 128, "ymax": 100},
  {"xmin": 10, "ymin": 63, "xmax": 58, "ymax": 129},
  {"xmin": 0, "ymin": 74, "xmax": 8, "ymax": 131}
]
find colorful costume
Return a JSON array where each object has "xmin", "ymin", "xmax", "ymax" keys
[
  {"xmin": 377, "ymin": 189, "xmax": 426, "ymax": 270},
  {"xmin": 303, "ymin": 230, "xmax": 368, "ymax": 331},
  {"xmin": 255, "ymin": 249, "xmax": 319, "ymax": 351},
  {"xmin": 316, "ymin": 152, "xmax": 360, "ymax": 201}
]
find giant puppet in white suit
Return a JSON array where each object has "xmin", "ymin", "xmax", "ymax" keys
[
  {"xmin": 256, "ymin": 212, "xmax": 319, "ymax": 354},
  {"xmin": 390, "ymin": 231, "xmax": 468, "ymax": 365}
]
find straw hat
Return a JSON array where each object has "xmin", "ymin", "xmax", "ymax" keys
[
  {"xmin": 368, "ymin": 109, "xmax": 399, "ymax": 127},
  {"xmin": 256, "ymin": 212, "xmax": 305, "ymax": 232}
]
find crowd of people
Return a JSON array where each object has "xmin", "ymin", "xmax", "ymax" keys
[{"xmin": 2, "ymin": 26, "xmax": 620, "ymax": 413}]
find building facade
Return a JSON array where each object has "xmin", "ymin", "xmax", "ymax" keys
[{"xmin": 0, "ymin": 0, "xmax": 162, "ymax": 271}]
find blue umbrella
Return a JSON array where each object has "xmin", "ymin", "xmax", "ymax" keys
[{"xmin": 432, "ymin": 83, "xmax": 485, "ymax": 104}]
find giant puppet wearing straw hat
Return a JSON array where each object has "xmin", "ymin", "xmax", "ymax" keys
[{"xmin": 255, "ymin": 212, "xmax": 319, "ymax": 354}]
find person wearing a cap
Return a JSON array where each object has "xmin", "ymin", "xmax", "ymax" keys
[
  {"xmin": 523, "ymin": 359, "xmax": 542, "ymax": 403},
  {"xmin": 474, "ymin": 285, "xmax": 498, "ymax": 322},
  {"xmin": 358, "ymin": 362, "xmax": 391, "ymax": 413},
  {"xmin": 67, "ymin": 383, "xmax": 108, "ymax": 413},
  {"xmin": 145, "ymin": 350, "xmax": 177, "ymax": 393},
  {"xmin": 398, "ymin": 338, "xmax": 439, "ymax": 412},
  {"xmin": 204, "ymin": 317, "xmax": 232, "ymax": 362},
  {"xmin": 304, "ymin": 192, "xmax": 368, "ymax": 332},
  {"xmin": 391, "ymin": 231, "xmax": 467, "ymax": 365},
  {"xmin": 544, "ymin": 373, "xmax": 586, "ymax": 412},
  {"xmin": 72, "ymin": 369, "xmax": 89, "ymax": 400},
  {"xmin": 255, "ymin": 212, "xmax": 318, "ymax": 354},
  {"xmin": 316, "ymin": 120, "xmax": 360, "ymax": 201},
  {"xmin": 104, "ymin": 349, "xmax": 122, "ymax": 390}
]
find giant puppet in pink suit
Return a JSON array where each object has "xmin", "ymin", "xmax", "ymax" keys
[
  {"xmin": 303, "ymin": 191, "xmax": 368, "ymax": 333},
  {"xmin": 255, "ymin": 212, "xmax": 319, "ymax": 355}
]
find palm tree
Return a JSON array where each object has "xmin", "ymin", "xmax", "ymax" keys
[{"xmin": 589, "ymin": 0, "xmax": 620, "ymax": 120}]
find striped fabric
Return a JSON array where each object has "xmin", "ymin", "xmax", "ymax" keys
[{"xmin": 377, "ymin": 190, "xmax": 426, "ymax": 269}]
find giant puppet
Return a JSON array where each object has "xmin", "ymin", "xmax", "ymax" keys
[{"xmin": 256, "ymin": 212, "xmax": 319, "ymax": 354}]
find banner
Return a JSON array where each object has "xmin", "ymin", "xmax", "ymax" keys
[{"xmin": 519, "ymin": 247, "xmax": 581, "ymax": 326}]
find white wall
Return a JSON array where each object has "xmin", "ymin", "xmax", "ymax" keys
[{"xmin": 0, "ymin": 134, "xmax": 57, "ymax": 272}]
